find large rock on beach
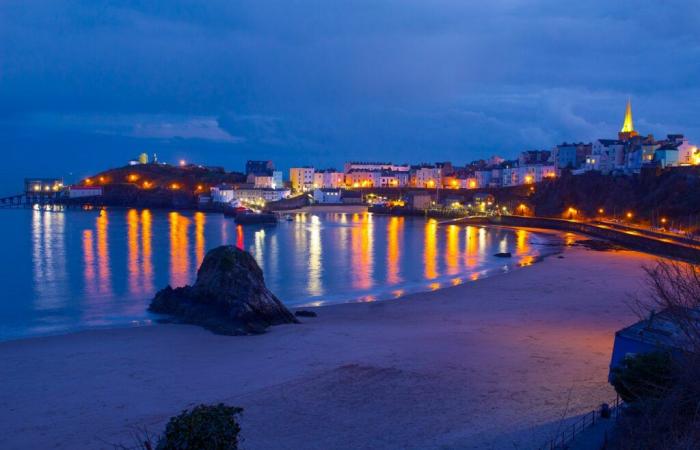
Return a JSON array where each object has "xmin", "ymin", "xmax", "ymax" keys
[{"xmin": 149, "ymin": 245, "xmax": 298, "ymax": 335}]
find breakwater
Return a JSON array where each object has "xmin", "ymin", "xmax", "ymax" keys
[{"xmin": 455, "ymin": 215, "xmax": 700, "ymax": 262}]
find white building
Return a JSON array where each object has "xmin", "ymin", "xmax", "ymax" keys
[
  {"xmin": 501, "ymin": 165, "xmax": 556, "ymax": 187},
  {"xmin": 670, "ymin": 135, "xmax": 698, "ymax": 165},
  {"xmin": 290, "ymin": 167, "xmax": 315, "ymax": 192},
  {"xmin": 343, "ymin": 161, "xmax": 409, "ymax": 173},
  {"xmin": 68, "ymin": 186, "xmax": 103, "ymax": 198},
  {"xmin": 585, "ymin": 139, "xmax": 625, "ymax": 173},
  {"xmin": 411, "ymin": 166, "xmax": 442, "ymax": 188},
  {"xmin": 313, "ymin": 188, "xmax": 342, "ymax": 204},
  {"xmin": 313, "ymin": 169, "xmax": 345, "ymax": 189},
  {"xmin": 378, "ymin": 170, "xmax": 409, "ymax": 187},
  {"xmin": 211, "ymin": 185, "xmax": 290, "ymax": 204}
]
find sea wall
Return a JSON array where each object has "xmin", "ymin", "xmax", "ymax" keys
[{"xmin": 457, "ymin": 215, "xmax": 700, "ymax": 262}]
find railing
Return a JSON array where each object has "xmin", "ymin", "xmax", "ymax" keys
[{"xmin": 540, "ymin": 397, "xmax": 622, "ymax": 450}]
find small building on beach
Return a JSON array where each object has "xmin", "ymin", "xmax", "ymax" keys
[
  {"xmin": 68, "ymin": 186, "xmax": 103, "ymax": 198},
  {"xmin": 313, "ymin": 188, "xmax": 342, "ymax": 204},
  {"xmin": 609, "ymin": 308, "xmax": 699, "ymax": 382}
]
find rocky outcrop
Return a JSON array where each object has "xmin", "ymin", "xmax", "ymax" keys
[{"xmin": 149, "ymin": 245, "xmax": 298, "ymax": 335}]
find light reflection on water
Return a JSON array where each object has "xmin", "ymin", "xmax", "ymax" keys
[{"xmin": 0, "ymin": 208, "xmax": 562, "ymax": 340}]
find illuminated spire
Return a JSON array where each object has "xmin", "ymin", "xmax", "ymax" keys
[{"xmin": 621, "ymin": 98, "xmax": 634, "ymax": 133}]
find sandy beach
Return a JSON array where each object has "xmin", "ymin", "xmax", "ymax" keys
[{"xmin": 0, "ymin": 246, "xmax": 657, "ymax": 450}]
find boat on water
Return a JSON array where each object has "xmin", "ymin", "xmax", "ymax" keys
[
  {"xmin": 284, "ymin": 214, "xmax": 294, "ymax": 222},
  {"xmin": 223, "ymin": 206, "xmax": 249, "ymax": 218},
  {"xmin": 234, "ymin": 212, "xmax": 278, "ymax": 225}
]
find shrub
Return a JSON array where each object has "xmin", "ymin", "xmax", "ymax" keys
[
  {"xmin": 156, "ymin": 403, "xmax": 243, "ymax": 450},
  {"xmin": 611, "ymin": 351, "xmax": 675, "ymax": 403}
]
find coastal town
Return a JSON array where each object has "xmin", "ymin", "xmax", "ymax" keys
[
  {"xmin": 16, "ymin": 100, "xmax": 700, "ymax": 222},
  {"xmin": 4, "ymin": 1, "xmax": 700, "ymax": 448}
]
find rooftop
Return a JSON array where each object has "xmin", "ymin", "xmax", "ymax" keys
[{"xmin": 616, "ymin": 308, "xmax": 700, "ymax": 351}]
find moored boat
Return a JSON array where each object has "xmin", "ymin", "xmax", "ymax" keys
[{"xmin": 234, "ymin": 212, "xmax": 278, "ymax": 225}]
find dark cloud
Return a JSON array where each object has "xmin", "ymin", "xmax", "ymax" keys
[{"xmin": 1, "ymin": 0, "xmax": 699, "ymax": 191}]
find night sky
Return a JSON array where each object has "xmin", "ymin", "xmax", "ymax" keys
[{"xmin": 2, "ymin": 1, "xmax": 699, "ymax": 193}]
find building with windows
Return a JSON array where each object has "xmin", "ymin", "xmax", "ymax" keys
[
  {"xmin": 344, "ymin": 170, "xmax": 381, "ymax": 187},
  {"xmin": 211, "ymin": 185, "xmax": 290, "ymax": 204},
  {"xmin": 343, "ymin": 161, "xmax": 409, "ymax": 173},
  {"xmin": 474, "ymin": 170, "xmax": 493, "ymax": 189},
  {"xmin": 552, "ymin": 143, "xmax": 591, "ymax": 169},
  {"xmin": 410, "ymin": 165, "xmax": 442, "ymax": 188},
  {"xmin": 669, "ymin": 135, "xmax": 698, "ymax": 165},
  {"xmin": 24, "ymin": 178, "xmax": 64, "ymax": 194},
  {"xmin": 313, "ymin": 169, "xmax": 345, "ymax": 189},
  {"xmin": 377, "ymin": 170, "xmax": 409, "ymax": 187},
  {"xmin": 68, "ymin": 186, "xmax": 103, "ymax": 198},
  {"xmin": 252, "ymin": 171, "xmax": 283, "ymax": 189},
  {"xmin": 501, "ymin": 165, "xmax": 556, "ymax": 187},
  {"xmin": 585, "ymin": 139, "xmax": 625, "ymax": 173},
  {"xmin": 290, "ymin": 167, "xmax": 315, "ymax": 192},
  {"xmin": 312, "ymin": 188, "xmax": 342, "ymax": 204},
  {"xmin": 654, "ymin": 145, "xmax": 680, "ymax": 168}
]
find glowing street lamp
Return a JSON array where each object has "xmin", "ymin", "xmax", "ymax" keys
[
  {"xmin": 626, "ymin": 212, "xmax": 633, "ymax": 219},
  {"xmin": 598, "ymin": 208, "xmax": 605, "ymax": 215},
  {"xmin": 179, "ymin": 160, "xmax": 186, "ymax": 167}
]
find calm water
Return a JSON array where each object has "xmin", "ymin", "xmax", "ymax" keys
[{"xmin": 0, "ymin": 208, "xmax": 562, "ymax": 341}]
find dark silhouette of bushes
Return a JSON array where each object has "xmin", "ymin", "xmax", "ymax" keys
[
  {"xmin": 156, "ymin": 403, "xmax": 243, "ymax": 450},
  {"xmin": 611, "ymin": 351, "xmax": 675, "ymax": 403},
  {"xmin": 609, "ymin": 259, "xmax": 700, "ymax": 449}
]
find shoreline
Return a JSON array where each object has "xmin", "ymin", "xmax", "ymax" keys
[
  {"xmin": 1, "ymin": 225, "xmax": 566, "ymax": 344},
  {"xmin": 0, "ymin": 246, "xmax": 659, "ymax": 449}
]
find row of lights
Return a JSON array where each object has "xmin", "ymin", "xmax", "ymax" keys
[
  {"xmin": 85, "ymin": 174, "xmax": 204, "ymax": 192},
  {"xmin": 345, "ymin": 174, "xmax": 551, "ymax": 190},
  {"xmin": 347, "ymin": 179, "xmax": 480, "ymax": 189},
  {"xmin": 32, "ymin": 183, "xmax": 63, "ymax": 192}
]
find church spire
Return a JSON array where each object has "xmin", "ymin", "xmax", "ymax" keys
[{"xmin": 621, "ymin": 98, "xmax": 634, "ymax": 133}]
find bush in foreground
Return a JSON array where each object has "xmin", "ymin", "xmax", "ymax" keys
[
  {"xmin": 156, "ymin": 403, "xmax": 243, "ymax": 450},
  {"xmin": 611, "ymin": 351, "xmax": 675, "ymax": 403},
  {"xmin": 608, "ymin": 259, "xmax": 700, "ymax": 449}
]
